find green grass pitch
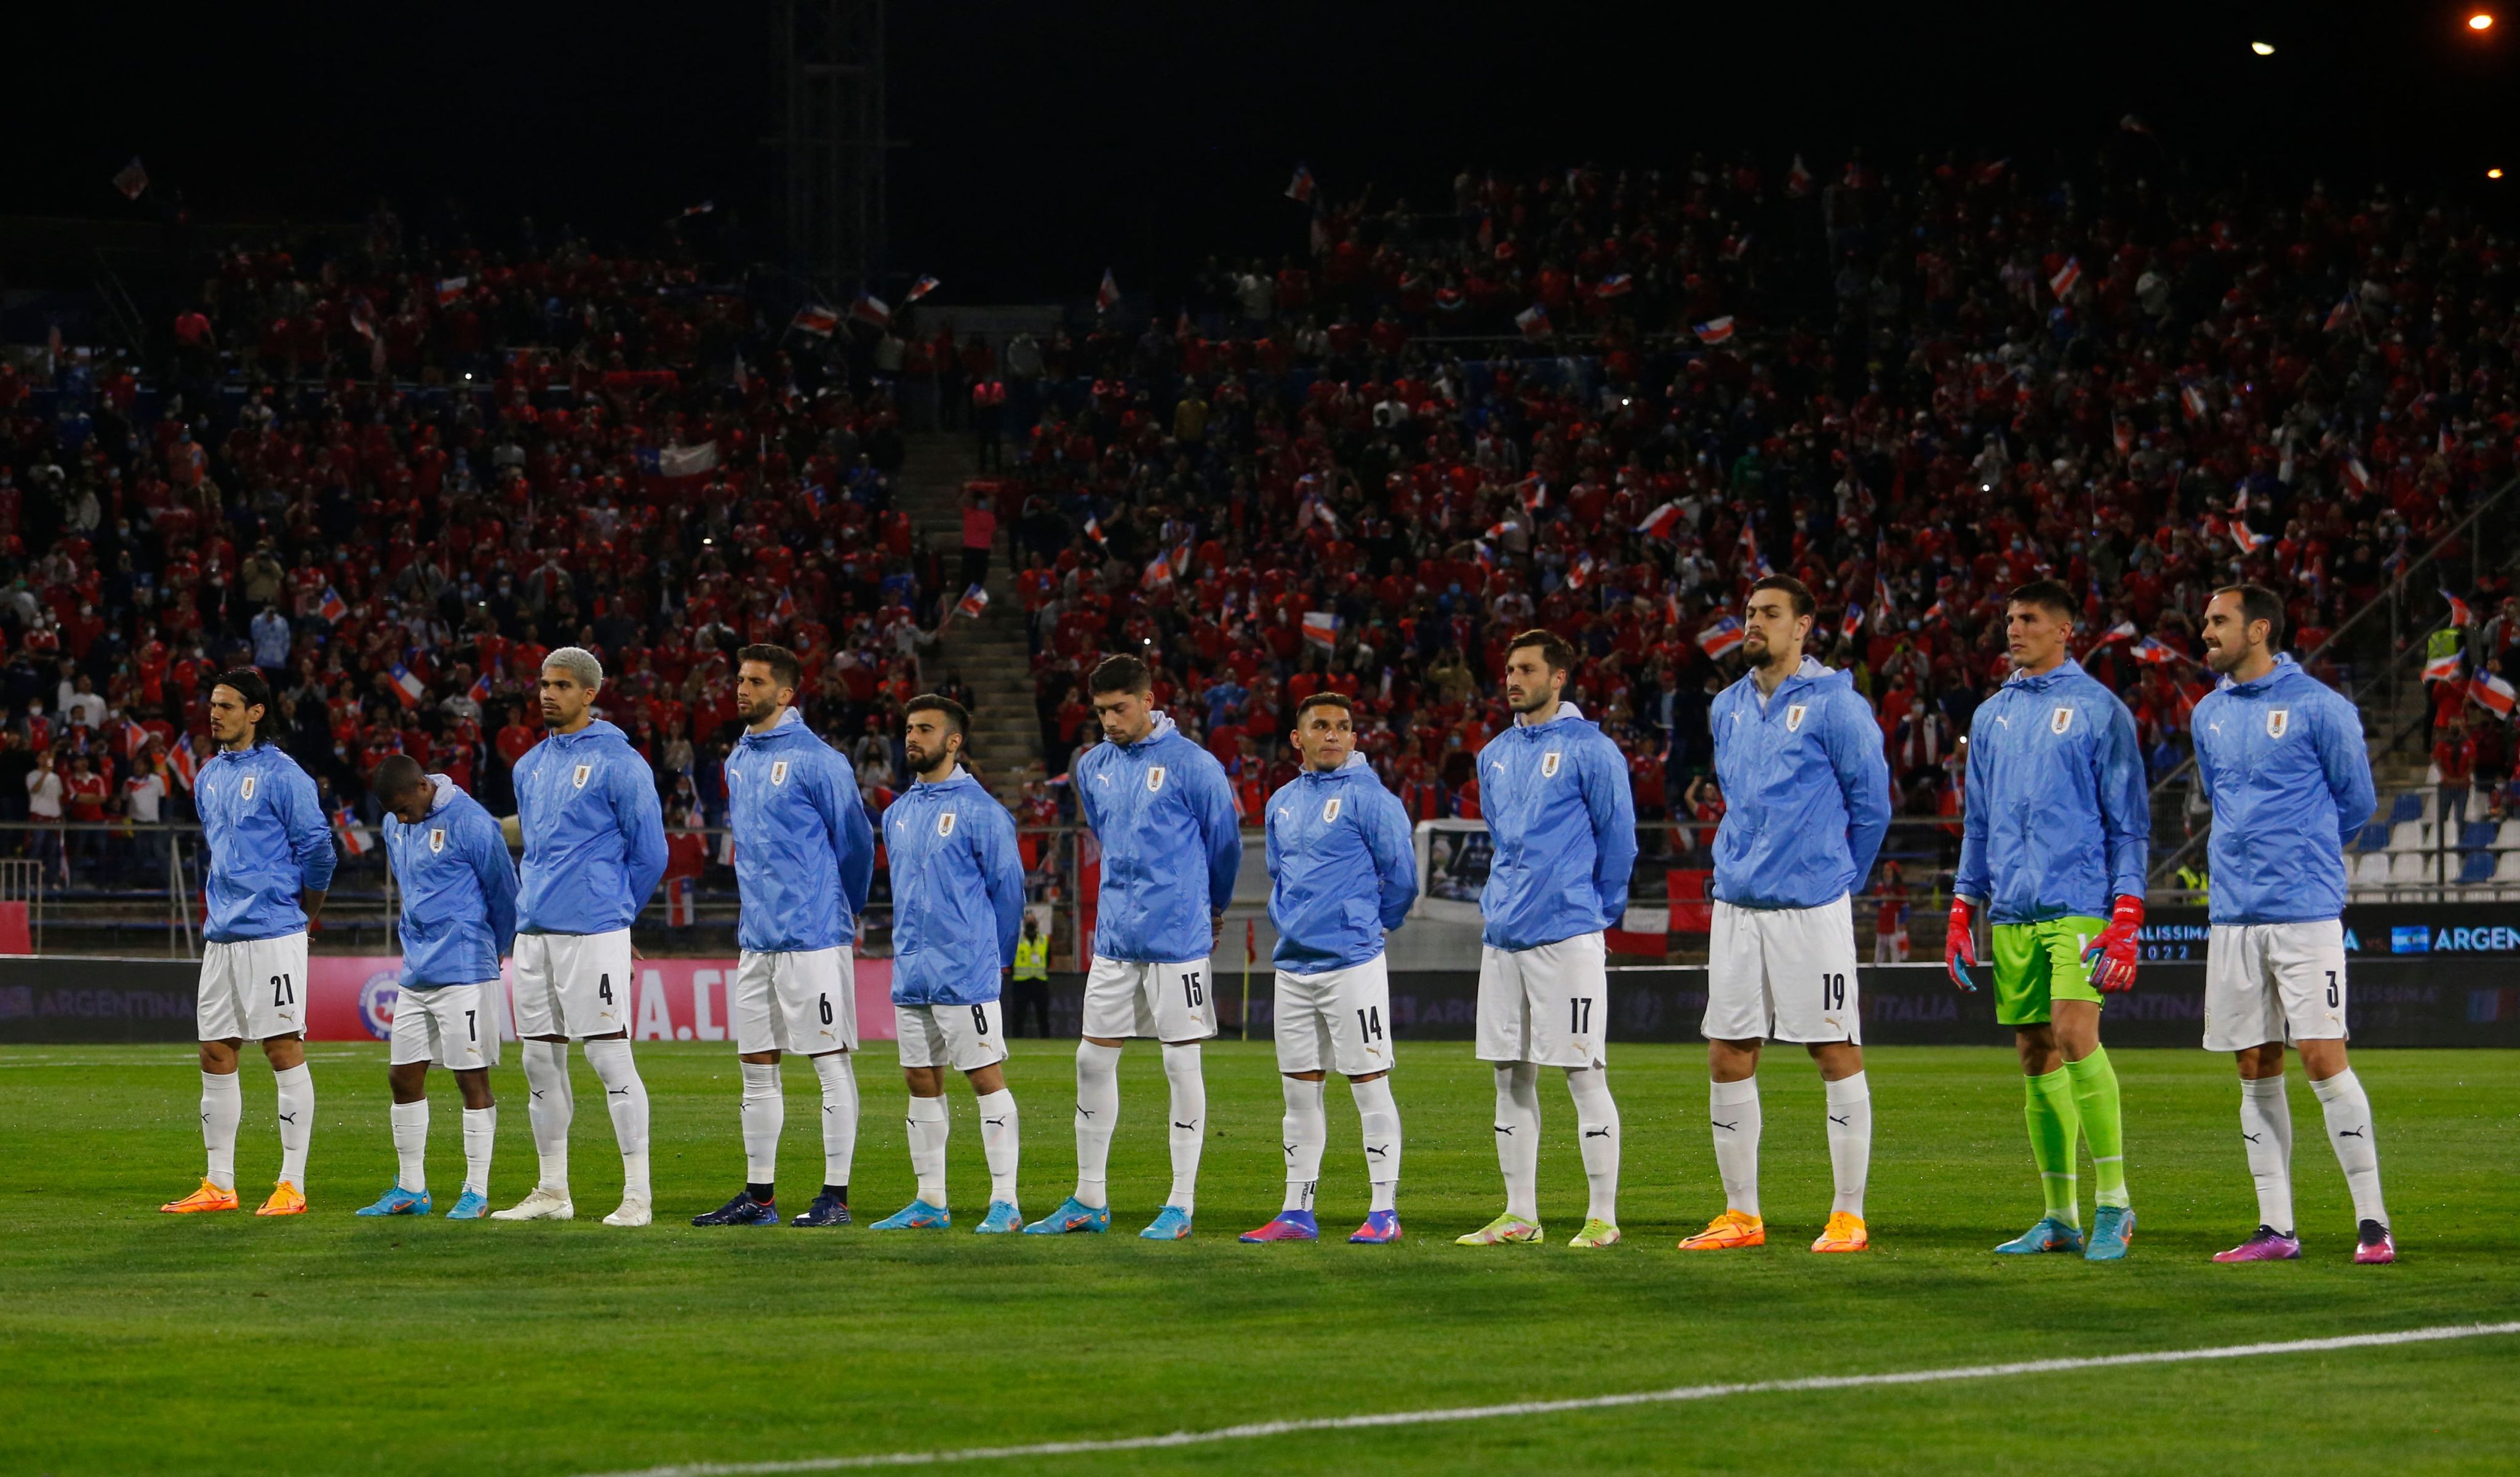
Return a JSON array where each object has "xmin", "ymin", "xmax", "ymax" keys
[{"xmin": 2, "ymin": 1041, "xmax": 2514, "ymax": 1475}]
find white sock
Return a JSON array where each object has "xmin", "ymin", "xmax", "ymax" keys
[
  {"xmin": 1162, "ymin": 1043, "xmax": 1206, "ymax": 1214},
  {"xmin": 521, "ymin": 1039, "xmax": 574, "ymax": 1190},
  {"xmin": 391, "ymin": 1099, "xmax": 429, "ymax": 1193},
  {"xmin": 1072, "ymin": 1041, "xmax": 1122, "ymax": 1208},
  {"xmin": 976, "ymin": 1088, "xmax": 1019, "ymax": 1204},
  {"xmin": 582, "ymin": 1038, "xmax": 650, "ymax": 1198},
  {"xmin": 2310, "ymin": 1068, "xmax": 2387, "ymax": 1227},
  {"xmin": 201, "ymin": 1070, "xmax": 241, "ymax": 1191},
  {"xmin": 1352, "ymin": 1075, "xmax": 1401, "ymax": 1214},
  {"xmin": 1566, "ymin": 1066, "xmax": 1620, "ymax": 1225},
  {"xmin": 1493, "ymin": 1062, "xmax": 1541, "ymax": 1221},
  {"xmin": 740, "ymin": 1060, "xmax": 783, "ymax": 1186},
  {"xmin": 1712, "ymin": 1076, "xmax": 1763, "ymax": 1218},
  {"xmin": 907, "ymin": 1094, "xmax": 949, "ymax": 1207},
  {"xmin": 1824, "ymin": 1071, "xmax": 1872, "ymax": 1218},
  {"xmin": 2239, "ymin": 1076, "xmax": 2295, "ymax": 1232},
  {"xmin": 273, "ymin": 1063, "xmax": 313, "ymax": 1188},
  {"xmin": 461, "ymin": 1106, "xmax": 496, "ymax": 1196},
  {"xmin": 813, "ymin": 1052, "xmax": 858, "ymax": 1189},
  {"xmin": 1280, "ymin": 1076, "xmax": 1326, "ymax": 1213}
]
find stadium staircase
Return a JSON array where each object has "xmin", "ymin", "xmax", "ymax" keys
[{"xmin": 897, "ymin": 434, "xmax": 1040, "ymax": 800}]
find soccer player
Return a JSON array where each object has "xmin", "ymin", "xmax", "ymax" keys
[
  {"xmin": 2192, "ymin": 585, "xmax": 2393, "ymax": 1264},
  {"xmin": 867, "ymin": 696, "xmax": 1029, "ymax": 1233},
  {"xmin": 1681, "ymin": 577, "xmax": 1891, "ymax": 1254},
  {"xmin": 359, "ymin": 755, "xmax": 518, "ymax": 1219},
  {"xmin": 1948, "ymin": 580, "xmax": 2150, "ymax": 1260},
  {"xmin": 1241, "ymin": 692, "xmax": 1418, "ymax": 1246},
  {"xmin": 492, "ymin": 648, "xmax": 669, "ymax": 1227},
  {"xmin": 1024, "ymin": 654, "xmax": 1240, "ymax": 1240},
  {"xmin": 1456, "ymin": 630, "xmax": 1638, "ymax": 1250},
  {"xmin": 692, "ymin": 644, "xmax": 875, "ymax": 1230},
  {"xmin": 161, "ymin": 669, "xmax": 335, "ymax": 1217}
]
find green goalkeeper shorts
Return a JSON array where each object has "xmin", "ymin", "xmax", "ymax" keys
[{"xmin": 1990, "ymin": 916, "xmax": 2108, "ymax": 1026}]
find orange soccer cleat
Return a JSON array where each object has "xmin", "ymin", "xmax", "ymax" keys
[
  {"xmin": 161, "ymin": 1179, "xmax": 241, "ymax": 1214},
  {"xmin": 1810, "ymin": 1211, "xmax": 1870, "ymax": 1253},
  {"xmin": 1677, "ymin": 1209, "xmax": 1767, "ymax": 1251},
  {"xmin": 254, "ymin": 1180, "xmax": 308, "ymax": 1216}
]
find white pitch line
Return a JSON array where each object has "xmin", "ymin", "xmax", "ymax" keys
[{"xmin": 581, "ymin": 1320, "xmax": 2520, "ymax": 1477}]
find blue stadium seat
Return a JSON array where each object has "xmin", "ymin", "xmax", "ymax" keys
[
  {"xmin": 2460, "ymin": 849, "xmax": 2497, "ymax": 884},
  {"xmin": 2388, "ymin": 792, "xmax": 2425, "ymax": 825},
  {"xmin": 2355, "ymin": 822, "xmax": 2391, "ymax": 853},
  {"xmin": 2463, "ymin": 822, "xmax": 2498, "ymax": 850}
]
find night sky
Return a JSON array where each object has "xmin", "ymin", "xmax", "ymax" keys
[{"xmin": 14, "ymin": 1, "xmax": 2518, "ymax": 301}]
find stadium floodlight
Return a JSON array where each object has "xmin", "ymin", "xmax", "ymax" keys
[
  {"xmin": 2470, "ymin": 12, "xmax": 2494, "ymax": 31},
  {"xmin": 2251, "ymin": 40, "xmax": 2276, "ymax": 55},
  {"xmin": 2492, "ymin": 167, "xmax": 2507, "ymax": 179}
]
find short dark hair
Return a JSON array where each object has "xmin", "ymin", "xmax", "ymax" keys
[
  {"xmin": 2217, "ymin": 583, "xmax": 2286, "ymax": 646},
  {"xmin": 215, "ymin": 667, "xmax": 274, "ymax": 745},
  {"xmin": 372, "ymin": 753, "xmax": 428, "ymax": 802},
  {"xmin": 1748, "ymin": 574, "xmax": 1816, "ymax": 618},
  {"xmin": 2006, "ymin": 580, "xmax": 2078, "ymax": 623},
  {"xmin": 1291, "ymin": 691, "xmax": 1354, "ymax": 727},
  {"xmin": 1089, "ymin": 654, "xmax": 1151, "ymax": 695},
  {"xmin": 904, "ymin": 693, "xmax": 970, "ymax": 738},
  {"xmin": 735, "ymin": 642, "xmax": 801, "ymax": 691},
  {"xmin": 1505, "ymin": 628, "xmax": 1576, "ymax": 674}
]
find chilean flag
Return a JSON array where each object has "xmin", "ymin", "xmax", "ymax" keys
[
  {"xmin": 957, "ymin": 584, "xmax": 991, "ymax": 620},
  {"xmin": 333, "ymin": 806, "xmax": 372, "ymax": 857},
  {"xmin": 1566, "ymin": 551, "xmax": 1595, "ymax": 591},
  {"xmin": 1301, "ymin": 611, "xmax": 1339, "ymax": 649},
  {"xmin": 435, "ymin": 276, "xmax": 469, "ymax": 306},
  {"xmin": 1595, "ymin": 273, "xmax": 1634, "ymax": 299},
  {"xmin": 2424, "ymin": 650, "xmax": 2463, "ymax": 682},
  {"xmin": 665, "ymin": 875, "xmax": 697, "ymax": 927},
  {"xmin": 389, "ymin": 664, "xmax": 426, "ymax": 709},
  {"xmin": 1096, "ymin": 268, "xmax": 1121, "ymax": 313},
  {"xmin": 1285, "ymin": 164, "xmax": 1317, "ymax": 204},
  {"xmin": 1739, "ymin": 522, "xmax": 1773, "ymax": 577},
  {"xmin": 850, "ymin": 294, "xmax": 892, "ymax": 329},
  {"xmin": 2049, "ymin": 257, "xmax": 2081, "ymax": 299},
  {"xmin": 2444, "ymin": 590, "xmax": 2474, "ymax": 628},
  {"xmin": 1693, "ymin": 316, "xmax": 1736, "ymax": 345},
  {"xmin": 1636, "ymin": 501, "xmax": 1683, "ymax": 540},
  {"xmin": 905, "ymin": 275, "xmax": 941, "ymax": 303},
  {"xmin": 2182, "ymin": 384, "xmax": 2209, "ymax": 422},
  {"xmin": 640, "ymin": 441, "xmax": 720, "ymax": 481},
  {"xmin": 2095, "ymin": 620, "xmax": 2139, "ymax": 647},
  {"xmin": 1787, "ymin": 153, "xmax": 1814, "ymax": 197},
  {"xmin": 2473, "ymin": 672, "xmax": 2518, "ymax": 719},
  {"xmin": 1698, "ymin": 617, "xmax": 1745, "ymax": 658},
  {"xmin": 2324, "ymin": 298, "xmax": 2355, "ymax": 332},
  {"xmin": 318, "ymin": 585, "xmax": 349, "ymax": 624},
  {"xmin": 1840, "ymin": 603, "xmax": 1864, "ymax": 642},
  {"xmin": 791, "ymin": 304, "xmax": 839, "ymax": 338},
  {"xmin": 122, "ymin": 719, "xmax": 151, "ymax": 761},
  {"xmin": 169, "ymin": 733, "xmax": 199, "ymax": 790},
  {"xmin": 2343, "ymin": 457, "xmax": 2372, "ymax": 492},
  {"xmin": 1081, "ymin": 513, "xmax": 1108, "ymax": 546},
  {"xmin": 2131, "ymin": 638, "xmax": 2179, "ymax": 666},
  {"xmin": 1515, "ymin": 304, "xmax": 1552, "ymax": 340},
  {"xmin": 2230, "ymin": 520, "xmax": 2269, "ymax": 555},
  {"xmin": 469, "ymin": 670, "xmax": 493, "ymax": 703}
]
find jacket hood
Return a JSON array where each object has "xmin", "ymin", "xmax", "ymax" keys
[
  {"xmin": 1515, "ymin": 700, "xmax": 1587, "ymax": 729},
  {"xmin": 736, "ymin": 706, "xmax": 809, "ymax": 749},
  {"xmin": 2004, "ymin": 657, "xmax": 2088, "ymax": 692},
  {"xmin": 1296, "ymin": 750, "xmax": 1373, "ymax": 782},
  {"xmin": 425, "ymin": 773, "xmax": 460, "ymax": 815},
  {"xmin": 2217, "ymin": 652, "xmax": 2302, "ymax": 695},
  {"xmin": 1733, "ymin": 656, "xmax": 1846, "ymax": 703},
  {"xmin": 1118, "ymin": 710, "xmax": 1180, "ymax": 749},
  {"xmin": 912, "ymin": 766, "xmax": 984, "ymax": 796},
  {"xmin": 548, "ymin": 718, "xmax": 631, "ymax": 748}
]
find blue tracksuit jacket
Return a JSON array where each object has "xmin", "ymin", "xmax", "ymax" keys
[
  {"xmin": 2190, "ymin": 655, "xmax": 2377, "ymax": 925},
  {"xmin": 1074, "ymin": 711, "xmax": 1242, "ymax": 964},
  {"xmin": 883, "ymin": 768, "xmax": 1026, "ymax": 1006},
  {"xmin": 1473, "ymin": 702, "xmax": 1638, "ymax": 950},
  {"xmin": 512, "ymin": 719, "xmax": 668, "ymax": 934},
  {"xmin": 1264, "ymin": 751, "xmax": 1417, "ymax": 972},
  {"xmin": 725, "ymin": 708, "xmax": 875, "ymax": 953},
  {"xmin": 1954, "ymin": 657, "xmax": 2150, "ymax": 922},
  {"xmin": 1709, "ymin": 658, "xmax": 1893, "ymax": 910},
  {"xmin": 383, "ymin": 775, "xmax": 519, "ymax": 987},
  {"xmin": 196, "ymin": 743, "xmax": 337, "ymax": 944}
]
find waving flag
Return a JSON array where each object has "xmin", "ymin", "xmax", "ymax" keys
[
  {"xmin": 318, "ymin": 585, "xmax": 349, "ymax": 625},
  {"xmin": 2049, "ymin": 257, "xmax": 2081, "ymax": 299},
  {"xmin": 956, "ymin": 585, "xmax": 990, "ymax": 620},
  {"xmin": 2424, "ymin": 650, "xmax": 2464, "ymax": 682},
  {"xmin": 1485, "ymin": 518, "xmax": 1522, "ymax": 542},
  {"xmin": 850, "ymin": 294, "xmax": 892, "ymax": 329},
  {"xmin": 1081, "ymin": 513, "xmax": 1108, "ymax": 546},
  {"xmin": 122, "ymin": 719, "xmax": 150, "ymax": 761},
  {"xmin": 389, "ymin": 664, "xmax": 426, "ymax": 709},
  {"xmin": 904, "ymin": 275, "xmax": 941, "ymax": 303},
  {"xmin": 169, "ymin": 733, "xmax": 199, "ymax": 790},
  {"xmin": 113, "ymin": 157, "xmax": 150, "ymax": 201},
  {"xmin": 679, "ymin": 201, "xmax": 716, "ymax": 220},
  {"xmin": 1301, "ymin": 611, "xmax": 1340, "ymax": 649},
  {"xmin": 1976, "ymin": 157, "xmax": 2012, "ymax": 185},
  {"xmin": 333, "ymin": 807, "xmax": 372, "ymax": 858},
  {"xmin": 1738, "ymin": 522, "xmax": 1773, "ymax": 577},
  {"xmin": 435, "ymin": 276, "xmax": 469, "ymax": 306},
  {"xmin": 1786, "ymin": 153, "xmax": 1814, "ymax": 197},
  {"xmin": 1840, "ymin": 603, "xmax": 1864, "ymax": 642},
  {"xmin": 1636, "ymin": 502, "xmax": 1683, "ymax": 541},
  {"xmin": 1096, "ymin": 268, "xmax": 1121, "ymax": 313},
  {"xmin": 2130, "ymin": 638, "xmax": 2180, "ymax": 667},
  {"xmin": 1697, "ymin": 616, "xmax": 1745, "ymax": 659},
  {"xmin": 1566, "ymin": 551, "xmax": 1595, "ymax": 591},
  {"xmin": 2324, "ymin": 298, "xmax": 2356, "ymax": 333},
  {"xmin": 791, "ymin": 304, "xmax": 839, "ymax": 338},
  {"xmin": 665, "ymin": 875, "xmax": 696, "ymax": 927},
  {"xmin": 2473, "ymin": 672, "xmax": 2518, "ymax": 719},
  {"xmin": 1693, "ymin": 316, "xmax": 1736, "ymax": 345},
  {"xmin": 1595, "ymin": 273, "xmax": 1634, "ymax": 299},
  {"xmin": 2343, "ymin": 457, "xmax": 2372, "ymax": 492},
  {"xmin": 469, "ymin": 670, "xmax": 493, "ymax": 704},
  {"xmin": 2094, "ymin": 620, "xmax": 2140, "ymax": 648},
  {"xmin": 1515, "ymin": 304, "xmax": 1552, "ymax": 341},
  {"xmin": 1285, "ymin": 164, "xmax": 1317, "ymax": 204},
  {"xmin": 2444, "ymin": 591, "xmax": 2474, "ymax": 628},
  {"xmin": 1140, "ymin": 550, "xmax": 1174, "ymax": 590},
  {"xmin": 2181, "ymin": 384, "xmax": 2209, "ymax": 422},
  {"xmin": 2230, "ymin": 521, "xmax": 2269, "ymax": 555}
]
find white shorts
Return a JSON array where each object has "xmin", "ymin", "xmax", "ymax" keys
[
  {"xmin": 1705, "ymin": 897, "xmax": 1863, "ymax": 1045},
  {"xmin": 2204, "ymin": 919, "xmax": 2350, "ymax": 1053},
  {"xmin": 1475, "ymin": 931, "xmax": 1608, "ymax": 1069},
  {"xmin": 197, "ymin": 931, "xmax": 310, "ymax": 1042},
  {"xmin": 389, "ymin": 982, "xmax": 500, "ymax": 1070},
  {"xmin": 1275, "ymin": 955, "xmax": 1396, "ymax": 1078},
  {"xmin": 896, "ymin": 1000, "xmax": 1008, "ymax": 1071},
  {"xmin": 511, "ymin": 929, "xmax": 634, "ymax": 1039},
  {"xmin": 732, "ymin": 947, "xmax": 857, "ymax": 1055},
  {"xmin": 1081, "ymin": 955, "xmax": 1217, "ymax": 1042}
]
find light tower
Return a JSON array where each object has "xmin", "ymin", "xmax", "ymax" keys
[{"xmin": 778, "ymin": 0, "xmax": 886, "ymax": 302}]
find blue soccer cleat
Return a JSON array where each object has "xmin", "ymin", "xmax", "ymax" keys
[
  {"xmin": 975, "ymin": 1201, "xmax": 1023, "ymax": 1235},
  {"xmin": 870, "ymin": 1199, "xmax": 951, "ymax": 1230},
  {"xmin": 690, "ymin": 1190, "xmax": 781, "ymax": 1227},
  {"xmin": 2085, "ymin": 1205, "xmax": 2136, "ymax": 1261},
  {"xmin": 791, "ymin": 1190, "xmax": 851, "ymax": 1228},
  {"xmin": 1349, "ymin": 1209, "xmax": 1403, "ymax": 1244},
  {"xmin": 354, "ymin": 1185, "xmax": 431, "ymax": 1217},
  {"xmin": 1021, "ymin": 1196, "xmax": 1111, "ymax": 1235},
  {"xmin": 1240, "ymin": 1210, "xmax": 1319, "ymax": 1243},
  {"xmin": 1994, "ymin": 1215, "xmax": 2085, "ymax": 1254},
  {"xmin": 443, "ymin": 1190, "xmax": 490, "ymax": 1220},
  {"xmin": 1139, "ymin": 1205, "xmax": 1194, "ymax": 1241}
]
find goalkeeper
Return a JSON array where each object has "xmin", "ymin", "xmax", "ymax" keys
[{"xmin": 1948, "ymin": 581, "xmax": 2151, "ymax": 1262}]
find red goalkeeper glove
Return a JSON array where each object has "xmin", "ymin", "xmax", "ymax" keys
[
  {"xmin": 1945, "ymin": 895, "xmax": 1981, "ymax": 993},
  {"xmin": 2081, "ymin": 895, "xmax": 2145, "ymax": 993}
]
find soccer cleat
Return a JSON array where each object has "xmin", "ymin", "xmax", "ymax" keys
[
  {"xmin": 255, "ymin": 1180, "xmax": 308, "ymax": 1217},
  {"xmin": 491, "ymin": 1186, "xmax": 575, "ymax": 1222},
  {"xmin": 2084, "ymin": 1205, "xmax": 2136, "ymax": 1261},
  {"xmin": 1567, "ymin": 1219, "xmax": 1621, "ymax": 1249},
  {"xmin": 1811, "ymin": 1212, "xmax": 1869, "ymax": 1253},
  {"xmin": 444, "ymin": 1190, "xmax": 491, "ymax": 1220},
  {"xmin": 602, "ymin": 1196, "xmax": 653, "ymax": 1228},
  {"xmin": 159, "ymin": 1179, "xmax": 239, "ymax": 1214},
  {"xmin": 870, "ymin": 1199, "xmax": 951, "ymax": 1231},
  {"xmin": 690, "ymin": 1191, "xmax": 780, "ymax": 1227},
  {"xmin": 1993, "ymin": 1216, "xmax": 2084, "ymax": 1254},
  {"xmin": 974, "ymin": 1201, "xmax": 1023, "ymax": 1235},
  {"xmin": 1455, "ymin": 1212, "xmax": 1544, "ymax": 1246},
  {"xmin": 1239, "ymin": 1211, "xmax": 1320, "ymax": 1243},
  {"xmin": 791, "ymin": 1191, "xmax": 851, "ymax": 1228},
  {"xmin": 1677, "ymin": 1209, "xmax": 1766, "ymax": 1251},
  {"xmin": 2354, "ymin": 1220, "xmax": 2396, "ymax": 1265},
  {"xmin": 354, "ymin": 1185, "xmax": 432, "ymax": 1217},
  {"xmin": 1021, "ymin": 1197, "xmax": 1110, "ymax": 1235},
  {"xmin": 1349, "ymin": 1209, "xmax": 1403, "ymax": 1244},
  {"xmin": 1139, "ymin": 1206, "xmax": 1194, "ymax": 1240},
  {"xmin": 2212, "ymin": 1225, "xmax": 2302, "ymax": 1263}
]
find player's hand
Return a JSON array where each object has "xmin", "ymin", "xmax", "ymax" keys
[
  {"xmin": 1211, "ymin": 909, "xmax": 1226, "ymax": 952},
  {"xmin": 2082, "ymin": 895, "xmax": 2144, "ymax": 993},
  {"xmin": 1945, "ymin": 895, "xmax": 1980, "ymax": 993}
]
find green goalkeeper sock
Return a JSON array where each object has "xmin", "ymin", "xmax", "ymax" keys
[
  {"xmin": 2067, "ymin": 1046, "xmax": 2129, "ymax": 1210},
  {"xmin": 2024, "ymin": 1066, "xmax": 2081, "ymax": 1228}
]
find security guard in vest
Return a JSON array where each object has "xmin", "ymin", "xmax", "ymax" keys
[
  {"xmin": 1011, "ymin": 911, "xmax": 1052, "ymax": 1036},
  {"xmin": 2174, "ymin": 862, "xmax": 2210, "ymax": 909}
]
